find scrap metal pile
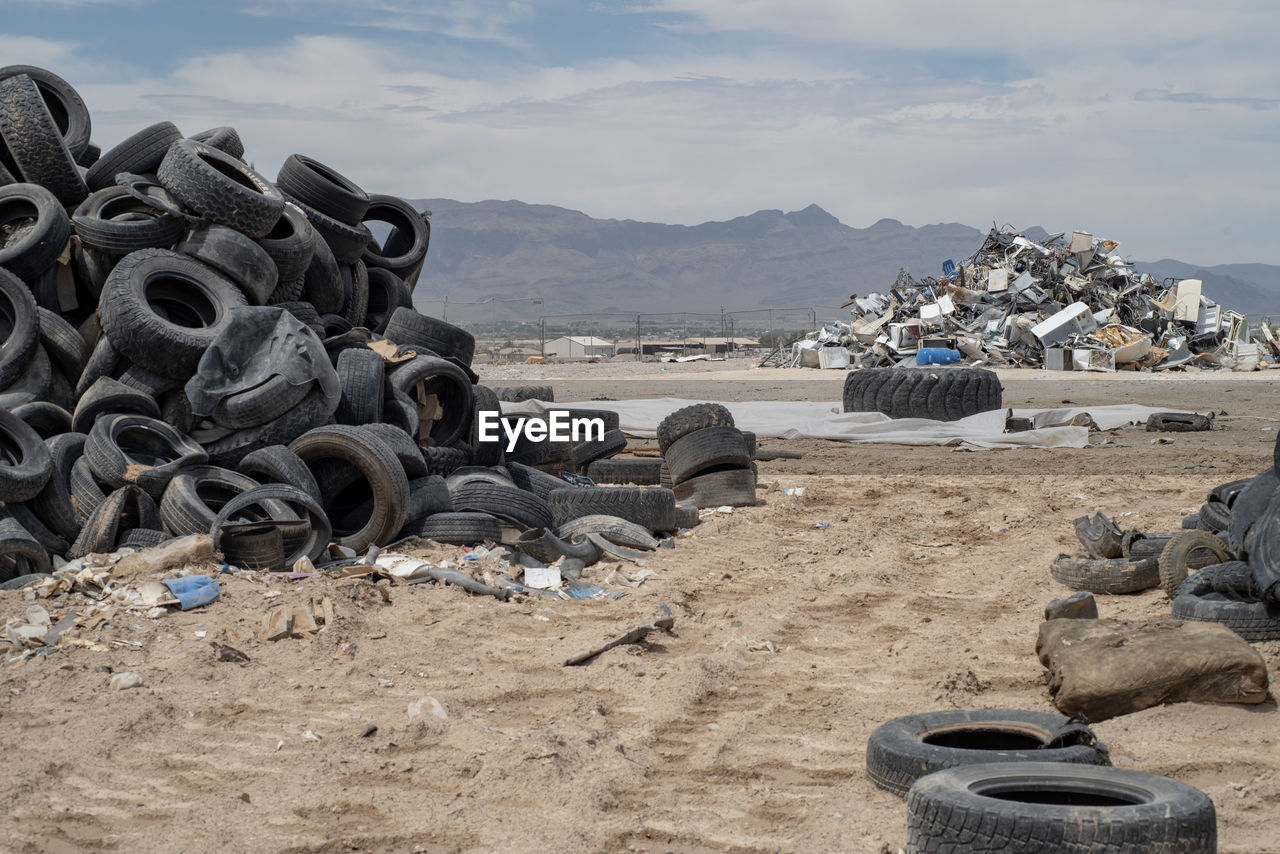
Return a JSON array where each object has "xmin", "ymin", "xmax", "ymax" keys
[
  {"xmin": 0, "ymin": 63, "xmax": 751, "ymax": 594},
  {"xmin": 789, "ymin": 226, "xmax": 1274, "ymax": 371}
]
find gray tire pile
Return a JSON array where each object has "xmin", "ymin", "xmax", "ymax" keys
[
  {"xmin": 0, "ymin": 63, "xmax": 679, "ymax": 584},
  {"xmin": 1052, "ymin": 443, "xmax": 1280, "ymax": 641},
  {"xmin": 656, "ymin": 403, "xmax": 757, "ymax": 508},
  {"xmin": 865, "ymin": 708, "xmax": 1216, "ymax": 852},
  {"xmin": 842, "ymin": 367, "xmax": 1001, "ymax": 421}
]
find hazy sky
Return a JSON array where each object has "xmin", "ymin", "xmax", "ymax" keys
[{"xmin": 4, "ymin": 0, "xmax": 1278, "ymax": 264}]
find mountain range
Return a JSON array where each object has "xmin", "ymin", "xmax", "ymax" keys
[{"xmin": 409, "ymin": 199, "xmax": 1280, "ymax": 318}]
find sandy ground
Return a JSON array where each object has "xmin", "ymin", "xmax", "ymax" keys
[{"xmin": 3, "ymin": 362, "xmax": 1280, "ymax": 853}]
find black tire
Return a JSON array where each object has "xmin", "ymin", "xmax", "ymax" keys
[
  {"xmin": 287, "ymin": 196, "xmax": 371, "ymax": 263},
  {"xmin": 86, "ymin": 122, "xmax": 182, "ymax": 192},
  {"xmin": 675, "ymin": 502, "xmax": 699, "ymax": 528},
  {"xmin": 866, "ymin": 709, "xmax": 1110, "ymax": 798},
  {"xmin": 12, "ymin": 401, "xmax": 71, "ymax": 440},
  {"xmin": 201, "ymin": 386, "xmax": 338, "ymax": 469},
  {"xmin": 422, "ymin": 445, "xmax": 470, "ymax": 477},
  {"xmin": 417, "ymin": 511, "xmax": 501, "ymax": 545},
  {"xmin": 0, "ymin": 406, "xmax": 52, "ymax": 502},
  {"xmin": 585, "ymin": 457, "xmax": 663, "ymax": 486},
  {"xmin": 299, "ymin": 225, "xmax": 342, "ymax": 314},
  {"xmin": 0, "ymin": 73, "xmax": 87, "ymax": 206},
  {"xmin": 212, "ymin": 483, "xmax": 331, "ymax": 566},
  {"xmin": 72, "ymin": 185, "xmax": 184, "ymax": 254},
  {"xmin": 1158, "ymin": 530, "xmax": 1230, "ymax": 598},
  {"xmin": 503, "ymin": 421, "xmax": 549, "ymax": 466},
  {"xmin": 67, "ymin": 484, "xmax": 160, "ymax": 559},
  {"xmin": 69, "ymin": 455, "xmax": 109, "ymax": 521},
  {"xmin": 118, "ymin": 527, "xmax": 171, "ymax": 550},
  {"xmin": 657, "ymin": 403, "xmax": 734, "ymax": 453},
  {"xmin": 362, "ymin": 423, "xmax": 427, "ymax": 479},
  {"xmin": 572, "ymin": 428, "xmax": 627, "ymax": 471},
  {"xmin": 159, "ymin": 465, "xmax": 265, "ymax": 536},
  {"xmin": 387, "ymin": 354, "xmax": 474, "ymax": 448},
  {"xmin": 495, "ymin": 386, "xmax": 553, "ymax": 403},
  {"xmin": 177, "ymin": 224, "xmax": 279, "ymax": 305},
  {"xmin": 450, "ymin": 481, "xmax": 553, "ymax": 530},
  {"xmin": 363, "ymin": 266, "xmax": 413, "ymax": 333},
  {"xmin": 399, "ymin": 475, "xmax": 453, "ymax": 536},
  {"xmin": 508, "ymin": 461, "xmax": 584, "ymax": 500},
  {"xmin": 0, "ymin": 65, "xmax": 91, "ymax": 160},
  {"xmin": 35, "ymin": 307, "xmax": 88, "ymax": 383},
  {"xmin": 0, "ymin": 268, "xmax": 39, "ymax": 389},
  {"xmin": 275, "ymin": 154, "xmax": 369, "ymax": 225},
  {"xmin": 157, "ymin": 139, "xmax": 283, "ymax": 238},
  {"xmin": 8, "ymin": 500, "xmax": 69, "ymax": 556},
  {"xmin": 158, "ymin": 388, "xmax": 195, "ymax": 434},
  {"xmin": 1196, "ymin": 500, "xmax": 1230, "ymax": 535},
  {"xmin": 211, "ymin": 375, "xmax": 313, "ymax": 431},
  {"xmin": 906, "ymin": 762, "xmax": 1215, "ymax": 853},
  {"xmin": 236, "ymin": 444, "xmax": 322, "ymax": 502},
  {"xmin": 187, "ymin": 126, "xmax": 244, "ymax": 159},
  {"xmin": 557, "ymin": 514, "xmax": 658, "ymax": 550},
  {"xmin": 1123, "ymin": 533, "xmax": 1174, "ymax": 561},
  {"xmin": 268, "ymin": 275, "xmax": 305, "ymax": 306},
  {"xmin": 547, "ymin": 486, "xmax": 676, "ymax": 531},
  {"xmin": 361, "ymin": 195, "xmax": 430, "ymax": 282},
  {"xmin": 71, "ymin": 376, "xmax": 162, "ymax": 433},
  {"xmin": 0, "ymin": 515, "xmax": 51, "ymax": 579},
  {"xmin": 0, "ymin": 182, "xmax": 72, "ymax": 282},
  {"xmin": 84, "ymin": 413, "xmax": 208, "ymax": 498},
  {"xmin": 843, "ymin": 367, "xmax": 1002, "ymax": 421},
  {"xmin": 0, "ymin": 571, "xmax": 54, "ymax": 590},
  {"xmin": 98, "ymin": 248, "xmax": 248, "ymax": 379},
  {"xmin": 1050, "ymin": 555, "xmax": 1159, "ymax": 595},
  {"xmin": 257, "ymin": 202, "xmax": 316, "ymax": 285},
  {"xmin": 1172, "ymin": 564, "xmax": 1280, "ymax": 641},
  {"xmin": 289, "ymin": 424, "xmax": 409, "ymax": 551},
  {"xmin": 663, "ymin": 426, "xmax": 749, "ymax": 484},
  {"xmin": 1228, "ymin": 468, "xmax": 1278, "ymax": 557},
  {"xmin": 1146, "ymin": 412, "xmax": 1213, "ymax": 432},
  {"xmin": 1210, "ymin": 477, "xmax": 1253, "ymax": 508},
  {"xmin": 1073, "ymin": 512, "xmax": 1124, "ymax": 560},
  {"xmin": 73, "ymin": 334, "xmax": 119, "ymax": 399},
  {"xmin": 671, "ymin": 467, "xmax": 757, "ymax": 510},
  {"xmin": 468, "ymin": 385, "xmax": 504, "ymax": 467},
  {"xmin": 334, "ymin": 347, "xmax": 385, "ymax": 426},
  {"xmin": 338, "ymin": 260, "xmax": 368, "ymax": 326},
  {"xmin": 29, "ymin": 431, "xmax": 86, "ymax": 541},
  {"xmin": 383, "ymin": 306, "xmax": 475, "ymax": 365}
]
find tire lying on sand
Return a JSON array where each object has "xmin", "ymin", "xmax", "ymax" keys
[
  {"xmin": 1171, "ymin": 562, "xmax": 1280, "ymax": 641},
  {"xmin": 866, "ymin": 708, "xmax": 1111, "ymax": 797},
  {"xmin": 906, "ymin": 762, "xmax": 1216, "ymax": 853},
  {"xmin": 842, "ymin": 367, "xmax": 1001, "ymax": 422}
]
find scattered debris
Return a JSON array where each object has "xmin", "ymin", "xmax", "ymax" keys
[{"xmin": 560, "ymin": 604, "xmax": 674, "ymax": 666}]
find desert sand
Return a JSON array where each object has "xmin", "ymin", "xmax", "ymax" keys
[{"xmin": 2, "ymin": 361, "xmax": 1278, "ymax": 853}]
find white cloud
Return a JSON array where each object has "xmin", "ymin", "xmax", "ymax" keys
[{"xmin": 29, "ymin": 1, "xmax": 1280, "ymax": 264}]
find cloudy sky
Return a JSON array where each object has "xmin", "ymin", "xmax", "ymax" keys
[{"xmin": 4, "ymin": 0, "xmax": 1278, "ymax": 264}]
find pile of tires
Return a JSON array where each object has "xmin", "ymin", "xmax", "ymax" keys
[
  {"xmin": 842, "ymin": 367, "xmax": 1001, "ymax": 421},
  {"xmin": 655, "ymin": 403, "xmax": 757, "ymax": 508},
  {"xmin": 0, "ymin": 62, "xmax": 675, "ymax": 585}
]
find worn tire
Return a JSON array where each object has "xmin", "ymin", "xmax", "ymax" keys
[
  {"xmin": 450, "ymin": 481, "xmax": 553, "ymax": 530},
  {"xmin": 28, "ymin": 431, "xmax": 86, "ymax": 541},
  {"xmin": 586, "ymin": 457, "xmax": 663, "ymax": 486},
  {"xmin": 98, "ymin": 248, "xmax": 247, "ymax": 380},
  {"xmin": 656, "ymin": 403, "xmax": 733, "ymax": 453},
  {"xmin": 287, "ymin": 195, "xmax": 371, "ymax": 264},
  {"xmin": 289, "ymin": 424, "xmax": 408, "ymax": 551},
  {"xmin": 73, "ymin": 185, "xmax": 184, "ymax": 255},
  {"xmin": 906, "ymin": 762, "xmax": 1216, "ymax": 853},
  {"xmin": 383, "ymin": 306, "xmax": 475, "ymax": 365},
  {"xmin": 335, "ymin": 347, "xmax": 384, "ymax": 426},
  {"xmin": 0, "ymin": 515, "xmax": 51, "ymax": 579},
  {"xmin": 86, "ymin": 122, "xmax": 182, "ymax": 192},
  {"xmin": 671, "ymin": 467, "xmax": 757, "ymax": 509},
  {"xmin": 556, "ymin": 514, "xmax": 658, "ymax": 551},
  {"xmin": 1158, "ymin": 530, "xmax": 1230, "ymax": 598},
  {"xmin": 508, "ymin": 461, "xmax": 584, "ymax": 500},
  {"xmin": 363, "ymin": 266, "xmax": 413, "ymax": 333},
  {"xmin": 495, "ymin": 386, "xmax": 553, "ymax": 403},
  {"xmin": 0, "ymin": 73, "xmax": 87, "ymax": 206},
  {"xmin": 0, "ymin": 268, "xmax": 39, "ymax": 389},
  {"xmin": 213, "ymin": 483, "xmax": 332, "ymax": 566},
  {"xmin": 547, "ymin": 486, "xmax": 676, "ymax": 531},
  {"xmin": 72, "ymin": 376, "xmax": 161, "ymax": 433},
  {"xmin": 1172, "ymin": 564, "xmax": 1280, "ymax": 641},
  {"xmin": 867, "ymin": 708, "xmax": 1110, "ymax": 798},
  {"xmin": 360, "ymin": 194, "xmax": 429, "ymax": 283},
  {"xmin": 256, "ymin": 202, "xmax": 316, "ymax": 286},
  {"xmin": 84, "ymin": 413, "xmax": 208, "ymax": 498},
  {"xmin": 13, "ymin": 401, "xmax": 71, "ymax": 440},
  {"xmin": 298, "ymin": 226, "xmax": 342, "ymax": 314},
  {"xmin": 0, "ymin": 65, "xmax": 91, "ymax": 159},
  {"xmin": 387, "ymin": 354, "xmax": 474, "ymax": 448},
  {"xmin": 1050, "ymin": 555, "xmax": 1159, "ymax": 595},
  {"xmin": 1197, "ymin": 500, "xmax": 1231, "ymax": 535},
  {"xmin": 276, "ymin": 154, "xmax": 369, "ymax": 225},
  {"xmin": 0, "ymin": 406, "xmax": 53, "ymax": 502},
  {"xmin": 177, "ymin": 224, "xmax": 279, "ymax": 305},
  {"xmin": 236, "ymin": 445, "xmax": 322, "ymax": 503},
  {"xmin": 416, "ymin": 511, "xmax": 501, "ymax": 545},
  {"xmin": 572, "ymin": 428, "xmax": 628, "ymax": 471},
  {"xmin": 1228, "ymin": 468, "xmax": 1279, "ymax": 558},
  {"xmin": 663, "ymin": 425, "xmax": 749, "ymax": 484},
  {"xmin": 398, "ymin": 475, "xmax": 453, "ymax": 537},
  {"xmin": 843, "ymin": 367, "xmax": 1002, "ymax": 422},
  {"xmin": 0, "ymin": 182, "xmax": 72, "ymax": 282},
  {"xmin": 211, "ymin": 376, "xmax": 313, "ymax": 431},
  {"xmin": 187, "ymin": 126, "xmax": 244, "ymax": 159},
  {"xmin": 159, "ymin": 465, "xmax": 265, "ymax": 536},
  {"xmin": 157, "ymin": 139, "xmax": 283, "ymax": 238}
]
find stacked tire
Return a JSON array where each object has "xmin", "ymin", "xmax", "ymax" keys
[
  {"xmin": 657, "ymin": 403, "xmax": 756, "ymax": 508},
  {"xmin": 842, "ymin": 367, "xmax": 1001, "ymax": 421}
]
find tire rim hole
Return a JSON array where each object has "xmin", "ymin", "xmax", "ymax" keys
[
  {"xmin": 198, "ymin": 152, "xmax": 260, "ymax": 194},
  {"xmin": 981, "ymin": 786, "xmax": 1146, "ymax": 808},
  {"xmin": 921, "ymin": 728, "xmax": 1045, "ymax": 751},
  {"xmin": 146, "ymin": 277, "xmax": 218, "ymax": 328}
]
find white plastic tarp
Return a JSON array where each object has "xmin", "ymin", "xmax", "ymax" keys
[{"xmin": 502, "ymin": 398, "xmax": 1198, "ymax": 450}]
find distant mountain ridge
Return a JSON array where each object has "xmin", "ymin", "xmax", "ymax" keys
[{"xmin": 410, "ymin": 199, "xmax": 1280, "ymax": 316}]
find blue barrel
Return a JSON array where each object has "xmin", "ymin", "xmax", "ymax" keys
[{"xmin": 916, "ymin": 347, "xmax": 962, "ymax": 366}]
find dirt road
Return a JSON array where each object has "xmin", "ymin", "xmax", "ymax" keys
[{"xmin": 2, "ymin": 364, "xmax": 1277, "ymax": 853}]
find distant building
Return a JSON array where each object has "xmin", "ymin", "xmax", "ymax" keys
[
  {"xmin": 544, "ymin": 335, "xmax": 615, "ymax": 359},
  {"xmin": 616, "ymin": 337, "xmax": 758, "ymax": 356}
]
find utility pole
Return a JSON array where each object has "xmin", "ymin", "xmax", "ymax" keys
[
  {"xmin": 442, "ymin": 294, "xmax": 448, "ymax": 322},
  {"xmin": 635, "ymin": 315, "xmax": 642, "ymax": 361}
]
